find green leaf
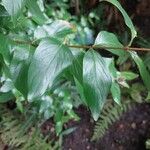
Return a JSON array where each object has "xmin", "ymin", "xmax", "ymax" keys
[
  {"xmin": 100, "ymin": 0, "xmax": 137, "ymax": 45},
  {"xmin": 130, "ymin": 51, "xmax": 150, "ymax": 91},
  {"xmin": 70, "ymin": 48, "xmax": 84, "ymax": 84},
  {"xmin": 28, "ymin": 38, "xmax": 73, "ymax": 101},
  {"xmin": 0, "ymin": 34, "xmax": 11, "ymax": 64},
  {"xmin": 39, "ymin": 95, "xmax": 53, "ymax": 119},
  {"xmin": 26, "ymin": 0, "xmax": 48, "ymax": 25},
  {"xmin": 63, "ymin": 48, "xmax": 84, "ymax": 83},
  {"xmin": 34, "ymin": 20, "xmax": 75, "ymax": 40},
  {"xmin": 16, "ymin": 98, "xmax": 24, "ymax": 113},
  {"xmin": 2, "ymin": 0, "xmax": 25, "ymax": 23},
  {"xmin": 119, "ymin": 71, "xmax": 138, "ymax": 80},
  {"xmin": 109, "ymin": 59, "xmax": 121, "ymax": 104},
  {"xmin": 74, "ymin": 77, "xmax": 86, "ymax": 105},
  {"xmin": 83, "ymin": 50, "xmax": 112, "ymax": 121},
  {"xmin": 111, "ymin": 82, "xmax": 121, "ymax": 105},
  {"xmin": 94, "ymin": 31, "xmax": 129, "ymax": 64},
  {"xmin": 10, "ymin": 44, "xmax": 33, "ymax": 97},
  {"xmin": 0, "ymin": 80, "xmax": 13, "ymax": 93}
]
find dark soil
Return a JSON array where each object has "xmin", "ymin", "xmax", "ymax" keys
[{"xmin": 63, "ymin": 103, "xmax": 150, "ymax": 150}]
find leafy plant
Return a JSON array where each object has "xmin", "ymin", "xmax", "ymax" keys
[{"xmin": 0, "ymin": 0, "xmax": 150, "ymax": 142}]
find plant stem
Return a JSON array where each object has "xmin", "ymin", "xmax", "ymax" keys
[
  {"xmin": 68, "ymin": 45, "xmax": 150, "ymax": 52},
  {"xmin": 13, "ymin": 39, "xmax": 150, "ymax": 52}
]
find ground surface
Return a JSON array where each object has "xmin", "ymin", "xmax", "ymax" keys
[{"xmin": 63, "ymin": 103, "xmax": 150, "ymax": 150}]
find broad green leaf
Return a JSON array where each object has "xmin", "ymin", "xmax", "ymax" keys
[
  {"xmin": 111, "ymin": 82, "xmax": 121, "ymax": 105},
  {"xmin": 2, "ymin": 0, "xmax": 25, "ymax": 23},
  {"xmin": 34, "ymin": 20, "xmax": 75, "ymax": 40},
  {"xmin": 0, "ymin": 92, "xmax": 14, "ymax": 103},
  {"xmin": 103, "ymin": 58, "xmax": 113, "ymax": 69},
  {"xmin": 63, "ymin": 48, "xmax": 84, "ymax": 83},
  {"xmin": 39, "ymin": 95, "xmax": 53, "ymax": 119},
  {"xmin": 100, "ymin": 0, "xmax": 137, "ymax": 45},
  {"xmin": 0, "ymin": 80, "xmax": 13, "ymax": 93},
  {"xmin": 94, "ymin": 31, "xmax": 129, "ymax": 64},
  {"xmin": 130, "ymin": 51, "xmax": 150, "ymax": 91},
  {"xmin": 10, "ymin": 44, "xmax": 33, "ymax": 97},
  {"xmin": 0, "ymin": 34, "xmax": 11, "ymax": 64},
  {"xmin": 26, "ymin": 0, "xmax": 48, "ymax": 25},
  {"xmin": 74, "ymin": 77, "xmax": 86, "ymax": 105},
  {"xmin": 70, "ymin": 48, "xmax": 84, "ymax": 84},
  {"xmin": 83, "ymin": 50, "xmax": 112, "ymax": 121},
  {"xmin": 28, "ymin": 38, "xmax": 73, "ymax": 100}
]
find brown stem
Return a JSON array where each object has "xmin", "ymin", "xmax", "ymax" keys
[
  {"xmin": 68, "ymin": 45, "xmax": 150, "ymax": 52},
  {"xmin": 13, "ymin": 39, "xmax": 37, "ymax": 47},
  {"xmin": 13, "ymin": 39, "xmax": 150, "ymax": 52}
]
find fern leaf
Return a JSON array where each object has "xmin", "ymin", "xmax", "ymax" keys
[
  {"xmin": 0, "ymin": 106, "xmax": 59, "ymax": 150},
  {"xmin": 92, "ymin": 101, "xmax": 134, "ymax": 141}
]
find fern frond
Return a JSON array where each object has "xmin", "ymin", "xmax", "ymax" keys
[
  {"xmin": 0, "ymin": 106, "xmax": 59, "ymax": 150},
  {"xmin": 21, "ymin": 128, "xmax": 59, "ymax": 150},
  {"xmin": 92, "ymin": 101, "xmax": 134, "ymax": 141}
]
